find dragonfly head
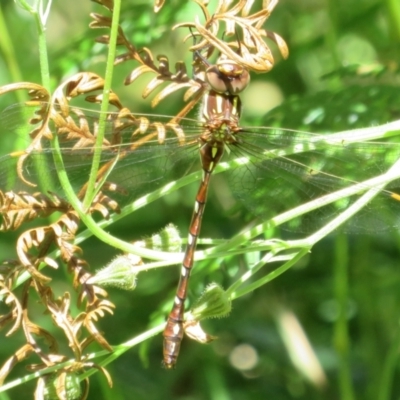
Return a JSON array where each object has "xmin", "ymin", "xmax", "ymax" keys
[{"xmin": 205, "ymin": 57, "xmax": 250, "ymax": 95}]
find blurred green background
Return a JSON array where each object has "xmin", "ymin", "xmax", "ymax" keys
[{"xmin": 1, "ymin": 0, "xmax": 400, "ymax": 399}]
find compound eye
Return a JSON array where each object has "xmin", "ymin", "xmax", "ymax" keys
[
  {"xmin": 205, "ymin": 66, "xmax": 230, "ymax": 93},
  {"xmin": 205, "ymin": 61, "xmax": 250, "ymax": 94}
]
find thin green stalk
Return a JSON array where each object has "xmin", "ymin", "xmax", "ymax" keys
[
  {"xmin": 0, "ymin": 324, "xmax": 164, "ymax": 392},
  {"xmin": 378, "ymin": 326, "xmax": 400, "ymax": 400},
  {"xmin": 204, "ymin": 364, "xmax": 231, "ymax": 400},
  {"xmin": 225, "ymin": 152, "xmax": 400, "ymax": 303},
  {"xmin": 0, "ymin": 13, "xmax": 30, "ymax": 154},
  {"xmin": 48, "ymin": 136, "xmax": 180, "ymax": 261},
  {"xmin": 83, "ymin": 0, "xmax": 121, "ymax": 210},
  {"xmin": 0, "ymin": 392, "xmax": 11, "ymax": 400},
  {"xmin": 228, "ymin": 248, "xmax": 309, "ymax": 300},
  {"xmin": 15, "ymin": 0, "xmax": 52, "ymax": 89},
  {"xmin": 333, "ymin": 233, "xmax": 355, "ymax": 400},
  {"xmin": 226, "ymin": 158, "xmax": 399, "ymax": 300},
  {"xmin": 35, "ymin": 6, "xmax": 51, "ymax": 90},
  {"xmin": 12, "ymin": 1, "xmax": 55, "ymax": 204},
  {"xmin": 385, "ymin": 0, "xmax": 400, "ymax": 42},
  {"xmin": 212, "ymin": 157, "xmax": 400, "ymax": 260},
  {"xmin": 0, "ymin": 9, "xmax": 24, "ymax": 96},
  {"xmin": 80, "ymin": 324, "xmax": 164, "ymax": 381},
  {"xmin": 326, "ymin": 0, "xmax": 342, "ymax": 89}
]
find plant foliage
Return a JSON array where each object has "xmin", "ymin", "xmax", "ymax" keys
[{"xmin": 0, "ymin": 0, "xmax": 400, "ymax": 399}]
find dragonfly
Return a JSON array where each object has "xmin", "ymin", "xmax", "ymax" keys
[
  {"xmin": 161, "ymin": 56, "xmax": 252, "ymax": 368},
  {"xmin": 160, "ymin": 57, "xmax": 400, "ymax": 367},
  {"xmin": 1, "ymin": 68, "xmax": 400, "ymax": 369}
]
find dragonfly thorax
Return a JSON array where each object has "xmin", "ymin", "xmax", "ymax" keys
[{"xmin": 201, "ymin": 90, "xmax": 242, "ymax": 131}]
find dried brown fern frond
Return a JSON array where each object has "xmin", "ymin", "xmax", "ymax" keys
[
  {"xmin": 0, "ymin": 274, "xmax": 114, "ymax": 387},
  {"xmin": 0, "ymin": 275, "xmax": 23, "ymax": 336},
  {"xmin": 14, "ymin": 208, "xmax": 108, "ymax": 304},
  {"xmin": 38, "ymin": 288, "xmax": 114, "ymax": 356},
  {"xmin": 75, "ymin": 299, "xmax": 115, "ymax": 352},
  {"xmin": 40, "ymin": 291, "xmax": 84, "ymax": 359},
  {"xmin": 1, "ymin": 72, "xmax": 187, "ymax": 245},
  {"xmin": 21, "ymin": 282, "xmax": 59, "ymax": 357},
  {"xmin": 153, "ymin": 0, "xmax": 165, "ymax": 13},
  {"xmin": 89, "ymin": 9, "xmax": 193, "ymax": 87},
  {"xmin": 22, "ymin": 317, "xmax": 59, "ymax": 361},
  {"xmin": 0, "ymin": 190, "xmax": 71, "ymax": 231},
  {"xmin": 0, "ymin": 252, "xmax": 114, "ymax": 385},
  {"xmin": 1, "ymin": 75, "xmax": 120, "ymax": 204},
  {"xmin": 0, "ymin": 83, "xmax": 53, "ymax": 188},
  {"xmin": 90, "ymin": 0, "xmax": 288, "ymax": 127},
  {"xmin": 89, "ymin": 1, "xmax": 204, "ymax": 111},
  {"xmin": 14, "ymin": 205, "xmax": 115, "ymax": 347},
  {"xmin": 0, "ymin": 76, "xmax": 110, "ymax": 190},
  {"xmin": 34, "ymin": 369, "xmax": 89, "ymax": 400},
  {"xmin": 0, "ymin": 82, "xmax": 50, "ymax": 112},
  {"xmin": 88, "ymin": 191, "xmax": 120, "ymax": 218},
  {"xmin": 33, "ymin": 359, "xmax": 112, "ymax": 400},
  {"xmin": 15, "ymin": 211, "xmax": 80, "ymax": 277},
  {"xmin": 0, "ymin": 344, "xmax": 35, "ymax": 386},
  {"xmin": 70, "ymin": 257, "xmax": 109, "ymax": 305},
  {"xmin": 176, "ymin": 0, "xmax": 288, "ymax": 72}
]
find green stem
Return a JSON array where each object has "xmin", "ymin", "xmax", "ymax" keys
[
  {"xmin": 0, "ymin": 324, "xmax": 163, "ymax": 392},
  {"xmin": 333, "ymin": 233, "xmax": 355, "ymax": 400},
  {"xmin": 79, "ymin": 324, "xmax": 164, "ymax": 381},
  {"xmin": 326, "ymin": 0, "xmax": 342, "ymax": 89},
  {"xmin": 0, "ymin": 9, "xmax": 25, "ymax": 98},
  {"xmin": 385, "ymin": 0, "xmax": 400, "ymax": 42},
  {"xmin": 35, "ymin": 11, "xmax": 50, "ymax": 90},
  {"xmin": 15, "ymin": 0, "xmax": 53, "ymax": 90},
  {"xmin": 83, "ymin": 0, "xmax": 121, "ymax": 210},
  {"xmin": 228, "ymin": 248, "xmax": 309, "ymax": 300},
  {"xmin": 50, "ymin": 137, "xmax": 178, "ymax": 260},
  {"xmin": 204, "ymin": 363, "xmax": 230, "ymax": 400},
  {"xmin": 16, "ymin": 0, "xmax": 51, "ymax": 88},
  {"xmin": 31, "ymin": 1, "xmax": 55, "ymax": 217},
  {"xmin": 378, "ymin": 326, "xmax": 400, "ymax": 400}
]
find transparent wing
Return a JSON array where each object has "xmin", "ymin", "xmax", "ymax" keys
[
  {"xmin": 1, "ymin": 102, "xmax": 400, "ymax": 232},
  {"xmin": 227, "ymin": 125, "xmax": 400, "ymax": 232}
]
